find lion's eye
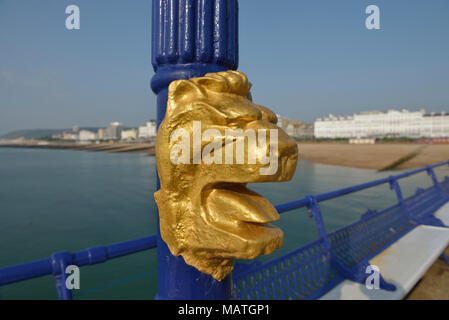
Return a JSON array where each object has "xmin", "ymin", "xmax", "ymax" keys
[
  {"xmin": 232, "ymin": 108, "xmax": 262, "ymax": 123},
  {"xmin": 213, "ymin": 98, "xmax": 262, "ymax": 123},
  {"xmin": 253, "ymin": 105, "xmax": 278, "ymax": 124}
]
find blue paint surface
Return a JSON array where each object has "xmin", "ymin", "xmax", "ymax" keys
[{"xmin": 151, "ymin": 0, "xmax": 238, "ymax": 300}]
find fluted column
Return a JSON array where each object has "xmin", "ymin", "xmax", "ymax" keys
[{"xmin": 151, "ymin": 0, "xmax": 238, "ymax": 299}]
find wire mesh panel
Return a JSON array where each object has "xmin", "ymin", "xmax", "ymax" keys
[
  {"xmin": 327, "ymin": 204, "xmax": 415, "ymax": 270},
  {"xmin": 233, "ymin": 239, "xmax": 342, "ymax": 300},
  {"xmin": 405, "ymin": 186, "xmax": 447, "ymax": 221},
  {"xmin": 233, "ymin": 179, "xmax": 449, "ymax": 300}
]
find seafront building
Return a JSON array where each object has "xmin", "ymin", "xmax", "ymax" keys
[
  {"xmin": 97, "ymin": 128, "xmax": 107, "ymax": 140},
  {"xmin": 294, "ymin": 123, "xmax": 314, "ymax": 138},
  {"xmin": 121, "ymin": 129, "xmax": 138, "ymax": 141},
  {"xmin": 62, "ymin": 132, "xmax": 78, "ymax": 141},
  {"xmin": 315, "ymin": 109, "xmax": 449, "ymax": 139},
  {"xmin": 276, "ymin": 114, "xmax": 314, "ymax": 138},
  {"xmin": 105, "ymin": 122, "xmax": 124, "ymax": 140},
  {"xmin": 138, "ymin": 120, "xmax": 157, "ymax": 139},
  {"xmin": 78, "ymin": 130, "xmax": 97, "ymax": 141},
  {"xmin": 53, "ymin": 125, "xmax": 80, "ymax": 141}
]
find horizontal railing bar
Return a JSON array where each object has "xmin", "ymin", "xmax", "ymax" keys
[
  {"xmin": 275, "ymin": 198, "xmax": 309, "ymax": 213},
  {"xmin": 0, "ymin": 235, "xmax": 157, "ymax": 286},
  {"xmin": 275, "ymin": 159, "xmax": 449, "ymax": 213},
  {"xmin": 73, "ymin": 235, "xmax": 158, "ymax": 266},
  {"xmin": 315, "ymin": 177, "xmax": 391, "ymax": 202},
  {"xmin": 0, "ymin": 258, "xmax": 53, "ymax": 287}
]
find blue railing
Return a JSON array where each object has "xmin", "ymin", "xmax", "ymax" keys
[
  {"xmin": 0, "ymin": 235, "xmax": 157, "ymax": 300},
  {"xmin": 1, "ymin": 160, "xmax": 449, "ymax": 299},
  {"xmin": 276, "ymin": 162, "xmax": 449, "ymax": 214},
  {"xmin": 232, "ymin": 161, "xmax": 449, "ymax": 299}
]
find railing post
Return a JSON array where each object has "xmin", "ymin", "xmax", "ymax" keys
[
  {"xmin": 306, "ymin": 196, "xmax": 330, "ymax": 253},
  {"xmin": 442, "ymin": 253, "xmax": 449, "ymax": 265},
  {"xmin": 426, "ymin": 166, "xmax": 449, "ymax": 200},
  {"xmin": 50, "ymin": 252, "xmax": 72, "ymax": 300},
  {"xmin": 151, "ymin": 0, "xmax": 238, "ymax": 299},
  {"xmin": 389, "ymin": 176, "xmax": 415, "ymax": 221}
]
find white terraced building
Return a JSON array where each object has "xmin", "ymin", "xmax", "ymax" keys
[
  {"xmin": 138, "ymin": 120, "xmax": 157, "ymax": 139},
  {"xmin": 78, "ymin": 130, "xmax": 97, "ymax": 141},
  {"xmin": 314, "ymin": 109, "xmax": 449, "ymax": 139}
]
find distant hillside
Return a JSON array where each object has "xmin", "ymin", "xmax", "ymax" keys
[{"xmin": 0, "ymin": 128, "xmax": 101, "ymax": 140}]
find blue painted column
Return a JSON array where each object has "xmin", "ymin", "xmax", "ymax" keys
[{"xmin": 150, "ymin": 0, "xmax": 238, "ymax": 299}]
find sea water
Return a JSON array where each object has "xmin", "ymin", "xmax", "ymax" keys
[{"xmin": 0, "ymin": 147, "xmax": 447, "ymax": 299}]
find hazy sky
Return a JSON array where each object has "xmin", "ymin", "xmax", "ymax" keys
[{"xmin": 1, "ymin": 0, "xmax": 449, "ymax": 135}]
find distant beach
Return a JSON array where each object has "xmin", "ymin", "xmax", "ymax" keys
[
  {"xmin": 298, "ymin": 143, "xmax": 449, "ymax": 170},
  {"xmin": 0, "ymin": 141, "xmax": 155, "ymax": 155}
]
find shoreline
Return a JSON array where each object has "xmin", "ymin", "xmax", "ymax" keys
[
  {"xmin": 0, "ymin": 142, "xmax": 155, "ymax": 155},
  {"xmin": 2, "ymin": 141, "xmax": 449, "ymax": 170}
]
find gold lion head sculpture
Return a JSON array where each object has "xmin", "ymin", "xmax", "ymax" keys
[{"xmin": 154, "ymin": 71, "xmax": 298, "ymax": 281}]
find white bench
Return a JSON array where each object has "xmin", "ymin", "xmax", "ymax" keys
[{"xmin": 320, "ymin": 223, "xmax": 449, "ymax": 300}]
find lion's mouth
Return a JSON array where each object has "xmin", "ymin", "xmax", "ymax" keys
[
  {"xmin": 202, "ymin": 182, "xmax": 283, "ymax": 259},
  {"xmin": 204, "ymin": 183, "xmax": 280, "ymax": 227}
]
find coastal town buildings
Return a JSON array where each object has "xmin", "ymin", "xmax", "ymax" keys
[
  {"xmin": 121, "ymin": 129, "xmax": 138, "ymax": 141},
  {"xmin": 54, "ymin": 125, "xmax": 80, "ymax": 141},
  {"xmin": 294, "ymin": 123, "xmax": 315, "ymax": 138},
  {"xmin": 97, "ymin": 128, "xmax": 107, "ymax": 140},
  {"xmin": 105, "ymin": 122, "xmax": 124, "ymax": 140},
  {"xmin": 276, "ymin": 115, "xmax": 314, "ymax": 138},
  {"xmin": 62, "ymin": 132, "xmax": 78, "ymax": 140},
  {"xmin": 50, "ymin": 122, "xmax": 157, "ymax": 142},
  {"xmin": 78, "ymin": 130, "xmax": 97, "ymax": 141},
  {"xmin": 315, "ymin": 109, "xmax": 449, "ymax": 139},
  {"xmin": 138, "ymin": 120, "xmax": 157, "ymax": 139}
]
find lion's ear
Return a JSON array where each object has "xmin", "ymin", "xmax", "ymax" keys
[
  {"xmin": 217, "ymin": 71, "xmax": 251, "ymax": 96},
  {"xmin": 254, "ymin": 104, "xmax": 278, "ymax": 124},
  {"xmin": 191, "ymin": 75, "xmax": 229, "ymax": 93},
  {"xmin": 196, "ymin": 71, "xmax": 252, "ymax": 97},
  {"xmin": 167, "ymin": 79, "xmax": 206, "ymax": 117},
  {"xmin": 246, "ymin": 91, "xmax": 253, "ymax": 102}
]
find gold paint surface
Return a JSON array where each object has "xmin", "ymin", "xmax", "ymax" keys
[{"xmin": 154, "ymin": 71, "xmax": 298, "ymax": 281}]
